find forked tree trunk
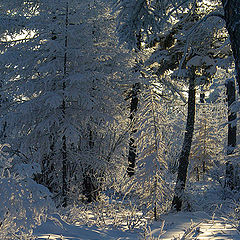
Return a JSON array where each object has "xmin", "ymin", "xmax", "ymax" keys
[
  {"xmin": 225, "ymin": 78, "xmax": 237, "ymax": 190},
  {"xmin": 171, "ymin": 70, "xmax": 196, "ymax": 211},
  {"xmin": 127, "ymin": 82, "xmax": 140, "ymax": 177}
]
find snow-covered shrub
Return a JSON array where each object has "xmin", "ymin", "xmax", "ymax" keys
[
  {"xmin": 61, "ymin": 190, "xmax": 149, "ymax": 231},
  {"xmin": 0, "ymin": 144, "xmax": 53, "ymax": 239}
]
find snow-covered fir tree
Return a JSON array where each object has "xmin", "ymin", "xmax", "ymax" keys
[{"xmin": 0, "ymin": 0, "xmax": 135, "ymax": 206}]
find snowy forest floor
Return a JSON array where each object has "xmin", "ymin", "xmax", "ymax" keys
[
  {"xmin": 34, "ymin": 180, "xmax": 240, "ymax": 239},
  {"xmin": 34, "ymin": 212, "xmax": 240, "ymax": 240}
]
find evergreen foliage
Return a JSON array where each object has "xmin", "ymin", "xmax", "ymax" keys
[
  {"xmin": 0, "ymin": 0, "xmax": 240, "ymax": 236},
  {"xmin": 0, "ymin": 0, "xmax": 133, "ymax": 205}
]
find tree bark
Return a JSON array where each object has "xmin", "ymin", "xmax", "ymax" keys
[
  {"xmin": 200, "ymin": 89, "xmax": 206, "ymax": 177},
  {"xmin": 82, "ymin": 168, "xmax": 97, "ymax": 203},
  {"xmin": 225, "ymin": 78, "xmax": 237, "ymax": 190},
  {"xmin": 62, "ymin": 1, "xmax": 69, "ymax": 207},
  {"xmin": 222, "ymin": 0, "xmax": 239, "ymax": 191},
  {"xmin": 82, "ymin": 128, "xmax": 98, "ymax": 203},
  {"xmin": 171, "ymin": 70, "xmax": 196, "ymax": 211},
  {"xmin": 222, "ymin": 0, "xmax": 240, "ymax": 93},
  {"xmin": 127, "ymin": 83, "xmax": 140, "ymax": 177},
  {"xmin": 127, "ymin": 31, "xmax": 142, "ymax": 177},
  {"xmin": 226, "ymin": 79, "xmax": 237, "ymax": 154}
]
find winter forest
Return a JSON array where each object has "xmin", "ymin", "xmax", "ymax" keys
[{"xmin": 1, "ymin": 0, "xmax": 240, "ymax": 239}]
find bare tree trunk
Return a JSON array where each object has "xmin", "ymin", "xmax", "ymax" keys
[
  {"xmin": 171, "ymin": 70, "xmax": 196, "ymax": 211},
  {"xmin": 225, "ymin": 78, "xmax": 237, "ymax": 190},
  {"xmin": 127, "ymin": 83, "xmax": 140, "ymax": 177}
]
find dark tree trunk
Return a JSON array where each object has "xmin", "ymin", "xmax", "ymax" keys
[
  {"xmin": 62, "ymin": 1, "xmax": 69, "ymax": 207},
  {"xmin": 200, "ymin": 92, "xmax": 205, "ymax": 104},
  {"xmin": 82, "ymin": 168, "xmax": 97, "ymax": 203},
  {"xmin": 225, "ymin": 78, "xmax": 237, "ymax": 190},
  {"xmin": 127, "ymin": 31, "xmax": 142, "ymax": 177},
  {"xmin": 222, "ymin": 0, "xmax": 240, "ymax": 93},
  {"xmin": 222, "ymin": 0, "xmax": 239, "ymax": 191},
  {"xmin": 171, "ymin": 70, "xmax": 196, "ymax": 212},
  {"xmin": 36, "ymin": 135, "xmax": 56, "ymax": 192},
  {"xmin": 82, "ymin": 129, "xmax": 98, "ymax": 203},
  {"xmin": 127, "ymin": 83, "xmax": 140, "ymax": 177},
  {"xmin": 226, "ymin": 79, "xmax": 237, "ymax": 154},
  {"xmin": 62, "ymin": 134, "xmax": 68, "ymax": 207},
  {"xmin": 200, "ymin": 90, "xmax": 206, "ymax": 176}
]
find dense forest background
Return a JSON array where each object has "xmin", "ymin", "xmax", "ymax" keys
[{"xmin": 1, "ymin": 0, "xmax": 240, "ymax": 239}]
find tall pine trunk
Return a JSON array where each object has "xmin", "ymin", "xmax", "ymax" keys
[
  {"xmin": 127, "ymin": 83, "xmax": 140, "ymax": 177},
  {"xmin": 172, "ymin": 70, "xmax": 196, "ymax": 211},
  {"xmin": 62, "ymin": 1, "xmax": 69, "ymax": 207},
  {"xmin": 225, "ymin": 78, "xmax": 237, "ymax": 190}
]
